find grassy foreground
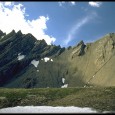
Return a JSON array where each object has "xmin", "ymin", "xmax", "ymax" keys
[{"xmin": 0, "ymin": 87, "xmax": 115, "ymax": 112}]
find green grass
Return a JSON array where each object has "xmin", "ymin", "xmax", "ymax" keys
[{"xmin": 0, "ymin": 87, "xmax": 115, "ymax": 112}]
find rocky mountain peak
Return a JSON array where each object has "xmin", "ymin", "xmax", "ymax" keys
[
  {"xmin": 0, "ymin": 30, "xmax": 6, "ymax": 37},
  {"xmin": 17, "ymin": 30, "xmax": 22, "ymax": 36},
  {"xmin": 10, "ymin": 29, "xmax": 16, "ymax": 34},
  {"xmin": 0, "ymin": 30, "xmax": 115, "ymax": 88},
  {"xmin": 40, "ymin": 39, "xmax": 47, "ymax": 46},
  {"xmin": 76, "ymin": 40, "xmax": 85, "ymax": 47},
  {"xmin": 72, "ymin": 40, "xmax": 86, "ymax": 57},
  {"xmin": 94, "ymin": 33, "xmax": 115, "ymax": 69}
]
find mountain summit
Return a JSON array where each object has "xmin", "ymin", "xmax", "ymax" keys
[{"xmin": 0, "ymin": 30, "xmax": 115, "ymax": 88}]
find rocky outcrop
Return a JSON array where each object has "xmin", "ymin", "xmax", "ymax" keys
[
  {"xmin": 0, "ymin": 30, "xmax": 115, "ymax": 88},
  {"xmin": 0, "ymin": 30, "xmax": 6, "ymax": 38},
  {"xmin": 72, "ymin": 40, "xmax": 86, "ymax": 58},
  {"xmin": 0, "ymin": 30, "xmax": 65, "ymax": 86},
  {"xmin": 94, "ymin": 34, "xmax": 115, "ymax": 68}
]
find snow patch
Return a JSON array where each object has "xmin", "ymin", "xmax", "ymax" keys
[
  {"xmin": 62, "ymin": 78, "xmax": 65, "ymax": 84},
  {"xmin": 31, "ymin": 60, "xmax": 39, "ymax": 68},
  {"xmin": 34, "ymin": 42, "xmax": 37, "ymax": 45},
  {"xmin": 61, "ymin": 84, "xmax": 68, "ymax": 88},
  {"xmin": 1, "ymin": 35, "xmax": 4, "ymax": 38},
  {"xmin": 41, "ymin": 58, "xmax": 43, "ymax": 60},
  {"xmin": 18, "ymin": 53, "xmax": 21, "ymax": 56},
  {"xmin": 0, "ymin": 106, "xmax": 98, "ymax": 113},
  {"xmin": 51, "ymin": 59, "xmax": 53, "ymax": 62},
  {"xmin": 43, "ymin": 57, "xmax": 53, "ymax": 62},
  {"xmin": 44, "ymin": 57, "xmax": 50, "ymax": 62},
  {"xmin": 37, "ymin": 70, "xmax": 39, "ymax": 72},
  {"xmin": 17, "ymin": 53, "xmax": 25, "ymax": 60}
]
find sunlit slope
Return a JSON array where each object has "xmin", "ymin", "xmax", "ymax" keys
[
  {"xmin": 60, "ymin": 33, "xmax": 115, "ymax": 87},
  {"xmin": 0, "ymin": 29, "xmax": 115, "ymax": 87}
]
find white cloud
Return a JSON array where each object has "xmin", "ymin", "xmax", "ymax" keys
[
  {"xmin": 69, "ymin": 1, "xmax": 76, "ymax": 6},
  {"xmin": 63, "ymin": 12, "xmax": 97, "ymax": 46},
  {"xmin": 89, "ymin": 2, "xmax": 102, "ymax": 7},
  {"xmin": 58, "ymin": 1, "xmax": 76, "ymax": 7},
  {"xmin": 4, "ymin": 2, "xmax": 14, "ymax": 6},
  {"xmin": 0, "ymin": 2, "xmax": 56, "ymax": 45},
  {"xmin": 58, "ymin": 2, "xmax": 65, "ymax": 7}
]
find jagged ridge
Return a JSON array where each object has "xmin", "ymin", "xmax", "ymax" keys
[{"xmin": 0, "ymin": 30, "xmax": 115, "ymax": 88}]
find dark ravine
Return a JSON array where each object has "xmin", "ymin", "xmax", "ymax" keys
[{"xmin": 0, "ymin": 30, "xmax": 115, "ymax": 88}]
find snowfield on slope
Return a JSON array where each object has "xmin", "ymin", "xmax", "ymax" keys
[
  {"xmin": 31, "ymin": 60, "xmax": 39, "ymax": 67},
  {"xmin": 0, "ymin": 106, "xmax": 98, "ymax": 113},
  {"xmin": 17, "ymin": 53, "xmax": 25, "ymax": 60}
]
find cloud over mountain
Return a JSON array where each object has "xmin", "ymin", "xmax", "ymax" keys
[
  {"xmin": 0, "ymin": 2, "xmax": 56, "ymax": 45},
  {"xmin": 89, "ymin": 2, "xmax": 102, "ymax": 7},
  {"xmin": 63, "ymin": 11, "xmax": 97, "ymax": 46}
]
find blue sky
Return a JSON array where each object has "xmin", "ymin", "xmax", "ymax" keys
[{"xmin": 0, "ymin": 2, "xmax": 115, "ymax": 47}]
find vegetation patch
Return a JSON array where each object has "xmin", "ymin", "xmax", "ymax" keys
[{"xmin": 0, "ymin": 87, "xmax": 114, "ymax": 113}]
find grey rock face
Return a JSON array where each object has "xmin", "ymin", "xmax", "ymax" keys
[
  {"xmin": 72, "ymin": 40, "xmax": 86, "ymax": 58},
  {"xmin": 94, "ymin": 34, "xmax": 115, "ymax": 68},
  {"xmin": 0, "ymin": 30, "xmax": 115, "ymax": 88}
]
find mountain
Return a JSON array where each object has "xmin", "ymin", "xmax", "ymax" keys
[{"xmin": 0, "ymin": 30, "xmax": 115, "ymax": 88}]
